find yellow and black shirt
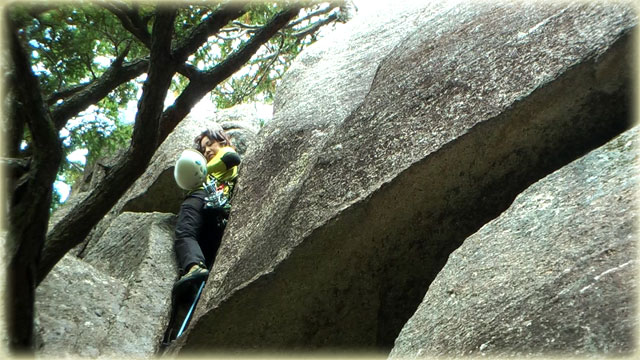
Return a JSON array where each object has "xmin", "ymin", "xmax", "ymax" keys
[{"xmin": 202, "ymin": 146, "xmax": 240, "ymax": 201}]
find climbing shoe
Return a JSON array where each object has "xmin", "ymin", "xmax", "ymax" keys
[{"xmin": 172, "ymin": 263, "xmax": 209, "ymax": 296}]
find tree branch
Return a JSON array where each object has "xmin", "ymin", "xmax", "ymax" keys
[
  {"xmin": 178, "ymin": 62, "xmax": 202, "ymax": 79},
  {"xmin": 103, "ymin": 1, "xmax": 247, "ymax": 83},
  {"xmin": 220, "ymin": 26, "xmax": 254, "ymax": 34},
  {"xmin": 6, "ymin": 16, "xmax": 63, "ymax": 351},
  {"xmin": 158, "ymin": 5, "xmax": 303, "ymax": 142},
  {"xmin": 129, "ymin": 8, "xmax": 177, "ymax": 153},
  {"xmin": 292, "ymin": 12, "xmax": 339, "ymax": 39},
  {"xmin": 7, "ymin": 21, "xmax": 62, "ymax": 256},
  {"xmin": 45, "ymin": 83, "xmax": 90, "ymax": 105},
  {"xmin": 5, "ymin": 71, "xmax": 27, "ymax": 158},
  {"xmin": 112, "ymin": 39, "xmax": 133, "ymax": 68},
  {"xmin": 172, "ymin": 1, "xmax": 248, "ymax": 63},
  {"xmin": 227, "ymin": 2, "xmax": 341, "ymax": 35},
  {"xmin": 233, "ymin": 35, "xmax": 285, "ymax": 103},
  {"xmin": 204, "ymin": 5, "xmax": 301, "ymax": 84},
  {"xmin": 46, "ymin": 42, "xmax": 132, "ymax": 106},
  {"xmin": 98, "ymin": 0, "xmax": 152, "ymax": 47},
  {"xmin": 37, "ymin": 7, "xmax": 179, "ymax": 286},
  {"xmin": 0, "ymin": 157, "xmax": 30, "ymax": 181},
  {"xmin": 50, "ymin": 57, "xmax": 148, "ymax": 131},
  {"xmin": 36, "ymin": 2, "xmax": 248, "ymax": 148},
  {"xmin": 286, "ymin": 2, "xmax": 341, "ymax": 28},
  {"xmin": 231, "ymin": 20, "xmax": 262, "ymax": 30},
  {"xmin": 215, "ymin": 32, "xmax": 250, "ymax": 41}
]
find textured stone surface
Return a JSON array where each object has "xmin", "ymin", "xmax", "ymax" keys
[
  {"xmin": 98, "ymin": 212, "xmax": 177, "ymax": 356},
  {"xmin": 175, "ymin": 0, "xmax": 635, "ymax": 353},
  {"xmin": 35, "ymin": 255, "xmax": 127, "ymax": 358},
  {"xmin": 82, "ymin": 211, "xmax": 176, "ymax": 282},
  {"xmin": 389, "ymin": 126, "xmax": 638, "ymax": 358},
  {"xmin": 36, "ymin": 212, "xmax": 177, "ymax": 357}
]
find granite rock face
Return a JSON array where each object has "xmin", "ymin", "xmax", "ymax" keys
[
  {"xmin": 176, "ymin": 0, "xmax": 635, "ymax": 353},
  {"xmin": 389, "ymin": 126, "xmax": 638, "ymax": 358},
  {"xmin": 36, "ymin": 212, "xmax": 177, "ymax": 357},
  {"xmin": 34, "ymin": 256, "xmax": 127, "ymax": 358}
]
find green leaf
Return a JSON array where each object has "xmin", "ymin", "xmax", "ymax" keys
[{"xmin": 9, "ymin": 1, "xmax": 344, "ymax": 210}]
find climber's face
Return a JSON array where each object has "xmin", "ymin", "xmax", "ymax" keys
[{"xmin": 200, "ymin": 136, "xmax": 222, "ymax": 162}]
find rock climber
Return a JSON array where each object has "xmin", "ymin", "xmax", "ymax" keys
[{"xmin": 172, "ymin": 124, "xmax": 241, "ymax": 293}]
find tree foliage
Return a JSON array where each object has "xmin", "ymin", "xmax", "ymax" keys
[
  {"xmin": 12, "ymin": 1, "xmax": 344, "ymax": 209},
  {"xmin": 2, "ymin": 0, "xmax": 348, "ymax": 351}
]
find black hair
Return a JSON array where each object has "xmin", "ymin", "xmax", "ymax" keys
[{"xmin": 194, "ymin": 127, "xmax": 234, "ymax": 153}]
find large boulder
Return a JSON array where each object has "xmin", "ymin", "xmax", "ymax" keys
[
  {"xmin": 36, "ymin": 212, "xmax": 177, "ymax": 357},
  {"xmin": 389, "ymin": 126, "xmax": 638, "ymax": 358},
  {"xmin": 176, "ymin": 0, "xmax": 635, "ymax": 353}
]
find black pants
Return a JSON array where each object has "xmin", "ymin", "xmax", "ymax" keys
[{"xmin": 174, "ymin": 190, "xmax": 226, "ymax": 275}]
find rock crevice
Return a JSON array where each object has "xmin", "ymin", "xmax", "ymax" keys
[{"xmin": 389, "ymin": 126, "xmax": 638, "ymax": 357}]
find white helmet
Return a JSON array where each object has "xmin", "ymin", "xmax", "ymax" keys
[{"xmin": 174, "ymin": 149, "xmax": 207, "ymax": 190}]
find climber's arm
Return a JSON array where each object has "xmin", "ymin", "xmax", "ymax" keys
[{"xmin": 207, "ymin": 147, "xmax": 241, "ymax": 174}]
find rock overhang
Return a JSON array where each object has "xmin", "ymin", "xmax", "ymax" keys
[{"xmin": 175, "ymin": 0, "xmax": 636, "ymax": 354}]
